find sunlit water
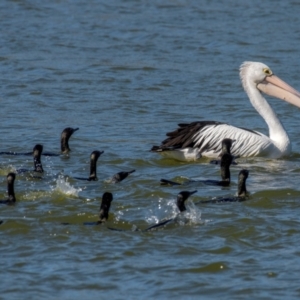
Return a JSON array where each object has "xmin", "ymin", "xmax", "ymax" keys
[{"xmin": 1, "ymin": 0, "xmax": 300, "ymax": 299}]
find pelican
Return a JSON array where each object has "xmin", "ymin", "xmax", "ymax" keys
[{"xmin": 151, "ymin": 62, "xmax": 300, "ymax": 161}]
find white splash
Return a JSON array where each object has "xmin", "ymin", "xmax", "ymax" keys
[
  {"xmin": 176, "ymin": 200, "xmax": 203, "ymax": 225},
  {"xmin": 54, "ymin": 175, "xmax": 82, "ymax": 196},
  {"xmin": 146, "ymin": 197, "xmax": 203, "ymax": 226}
]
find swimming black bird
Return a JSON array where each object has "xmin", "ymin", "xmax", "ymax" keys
[
  {"xmin": 61, "ymin": 127, "xmax": 79, "ymax": 154},
  {"xmin": 110, "ymin": 169, "xmax": 135, "ymax": 183},
  {"xmin": 0, "ymin": 127, "xmax": 78, "ymax": 156},
  {"xmin": 83, "ymin": 192, "xmax": 114, "ymax": 225},
  {"xmin": 73, "ymin": 150, "xmax": 104, "ymax": 181},
  {"xmin": 17, "ymin": 144, "xmax": 44, "ymax": 174},
  {"xmin": 209, "ymin": 138, "xmax": 238, "ymax": 165},
  {"xmin": 145, "ymin": 190, "xmax": 198, "ymax": 231},
  {"xmin": 198, "ymin": 169, "xmax": 249, "ymax": 203},
  {"xmin": 160, "ymin": 150, "xmax": 233, "ymax": 187},
  {"xmin": 62, "ymin": 192, "xmax": 113, "ymax": 226},
  {"xmin": 43, "ymin": 127, "xmax": 79, "ymax": 156},
  {"xmin": 97, "ymin": 192, "xmax": 114, "ymax": 223},
  {"xmin": 0, "ymin": 173, "xmax": 16, "ymax": 205}
]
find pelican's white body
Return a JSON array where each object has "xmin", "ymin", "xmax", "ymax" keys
[{"xmin": 153, "ymin": 62, "xmax": 300, "ymax": 161}]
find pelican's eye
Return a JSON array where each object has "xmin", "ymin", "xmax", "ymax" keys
[{"xmin": 263, "ymin": 68, "xmax": 272, "ymax": 75}]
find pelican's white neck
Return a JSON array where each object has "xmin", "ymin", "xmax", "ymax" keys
[{"xmin": 240, "ymin": 64, "xmax": 290, "ymax": 154}]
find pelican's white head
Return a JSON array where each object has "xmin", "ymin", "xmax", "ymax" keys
[
  {"xmin": 240, "ymin": 61, "xmax": 272, "ymax": 91},
  {"xmin": 240, "ymin": 61, "xmax": 300, "ymax": 108}
]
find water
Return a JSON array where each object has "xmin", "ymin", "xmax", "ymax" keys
[{"xmin": 1, "ymin": 0, "xmax": 300, "ymax": 298}]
